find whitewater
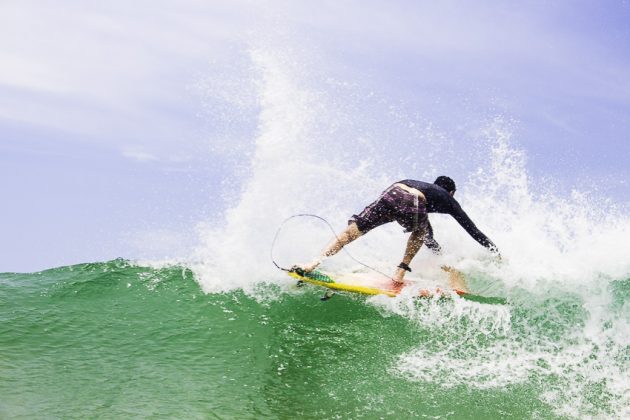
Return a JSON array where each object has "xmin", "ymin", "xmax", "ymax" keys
[{"xmin": 190, "ymin": 48, "xmax": 630, "ymax": 418}]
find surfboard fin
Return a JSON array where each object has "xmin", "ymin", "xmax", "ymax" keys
[{"xmin": 320, "ymin": 290, "xmax": 335, "ymax": 301}]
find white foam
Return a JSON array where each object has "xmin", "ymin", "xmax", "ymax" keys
[{"xmin": 189, "ymin": 44, "xmax": 630, "ymax": 417}]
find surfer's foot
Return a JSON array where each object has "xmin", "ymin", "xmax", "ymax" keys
[
  {"xmin": 291, "ymin": 260, "xmax": 320, "ymax": 274},
  {"xmin": 392, "ymin": 267, "xmax": 407, "ymax": 284}
]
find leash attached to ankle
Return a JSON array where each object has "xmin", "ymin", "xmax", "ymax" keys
[{"xmin": 397, "ymin": 262, "xmax": 412, "ymax": 272}]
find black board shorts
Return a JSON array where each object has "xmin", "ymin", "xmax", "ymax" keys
[{"xmin": 349, "ymin": 185, "xmax": 428, "ymax": 234}]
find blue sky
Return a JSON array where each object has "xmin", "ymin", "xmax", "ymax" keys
[{"xmin": 1, "ymin": 0, "xmax": 629, "ymax": 272}]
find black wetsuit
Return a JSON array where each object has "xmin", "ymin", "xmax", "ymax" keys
[{"xmin": 398, "ymin": 180, "xmax": 498, "ymax": 253}]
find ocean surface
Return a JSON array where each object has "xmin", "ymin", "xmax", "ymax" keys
[{"xmin": 1, "ymin": 258, "xmax": 628, "ymax": 419}]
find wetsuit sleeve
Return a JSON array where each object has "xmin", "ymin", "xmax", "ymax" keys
[
  {"xmin": 423, "ymin": 221, "xmax": 442, "ymax": 254},
  {"xmin": 449, "ymin": 200, "xmax": 499, "ymax": 253}
]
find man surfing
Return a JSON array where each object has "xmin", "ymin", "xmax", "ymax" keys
[{"xmin": 293, "ymin": 176, "xmax": 500, "ymax": 284}]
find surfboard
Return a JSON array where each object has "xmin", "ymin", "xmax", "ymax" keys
[{"xmin": 288, "ymin": 269, "xmax": 506, "ymax": 304}]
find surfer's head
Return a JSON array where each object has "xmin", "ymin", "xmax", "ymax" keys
[{"xmin": 434, "ymin": 176, "xmax": 456, "ymax": 195}]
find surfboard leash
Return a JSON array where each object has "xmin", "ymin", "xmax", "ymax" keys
[{"xmin": 270, "ymin": 213, "xmax": 392, "ymax": 279}]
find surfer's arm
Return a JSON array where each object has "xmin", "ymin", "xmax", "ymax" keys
[
  {"xmin": 450, "ymin": 202, "xmax": 500, "ymax": 254},
  {"xmin": 424, "ymin": 221, "xmax": 442, "ymax": 254}
]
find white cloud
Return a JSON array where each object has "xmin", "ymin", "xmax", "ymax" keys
[
  {"xmin": 2, "ymin": 0, "xmax": 629, "ymax": 165},
  {"xmin": 0, "ymin": 0, "xmax": 260, "ymax": 155},
  {"xmin": 121, "ymin": 147, "xmax": 159, "ymax": 162}
]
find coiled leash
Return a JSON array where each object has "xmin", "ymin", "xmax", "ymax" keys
[{"xmin": 270, "ymin": 213, "xmax": 391, "ymax": 279}]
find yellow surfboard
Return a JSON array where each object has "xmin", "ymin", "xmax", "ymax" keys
[
  {"xmin": 288, "ymin": 269, "xmax": 466, "ymax": 298},
  {"xmin": 288, "ymin": 268, "xmax": 506, "ymax": 304}
]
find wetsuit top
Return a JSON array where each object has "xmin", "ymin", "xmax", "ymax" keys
[{"xmin": 398, "ymin": 179, "xmax": 498, "ymax": 253}]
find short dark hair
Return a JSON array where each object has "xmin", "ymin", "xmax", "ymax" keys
[{"xmin": 434, "ymin": 176, "xmax": 456, "ymax": 193}]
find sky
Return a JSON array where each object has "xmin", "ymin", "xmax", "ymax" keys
[{"xmin": 1, "ymin": 0, "xmax": 630, "ymax": 272}]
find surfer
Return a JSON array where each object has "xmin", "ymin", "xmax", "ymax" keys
[{"xmin": 293, "ymin": 176, "xmax": 500, "ymax": 283}]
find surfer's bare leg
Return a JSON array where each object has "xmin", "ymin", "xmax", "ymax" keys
[
  {"xmin": 393, "ymin": 230, "xmax": 424, "ymax": 283},
  {"xmin": 299, "ymin": 223, "xmax": 363, "ymax": 272}
]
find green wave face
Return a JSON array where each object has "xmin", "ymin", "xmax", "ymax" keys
[{"xmin": 1, "ymin": 260, "xmax": 628, "ymax": 419}]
